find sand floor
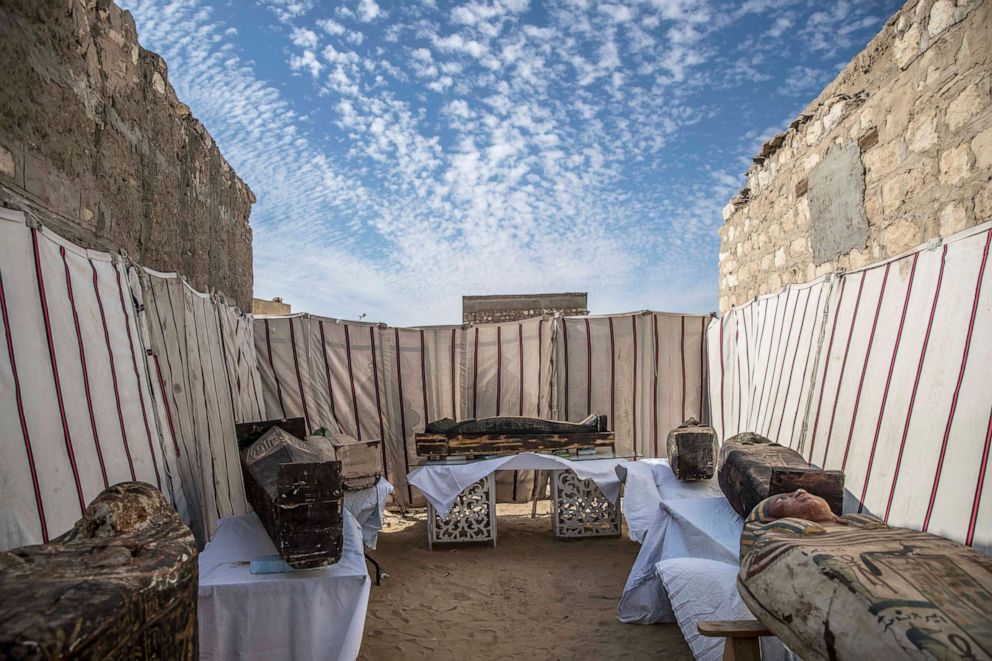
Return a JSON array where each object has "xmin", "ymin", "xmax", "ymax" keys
[{"xmin": 358, "ymin": 502, "xmax": 692, "ymax": 660}]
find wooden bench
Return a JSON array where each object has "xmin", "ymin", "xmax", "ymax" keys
[{"xmin": 697, "ymin": 619, "xmax": 772, "ymax": 661}]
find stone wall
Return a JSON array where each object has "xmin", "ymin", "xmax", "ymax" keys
[
  {"xmin": 252, "ymin": 297, "xmax": 292, "ymax": 316},
  {"xmin": 0, "ymin": 0, "xmax": 254, "ymax": 309},
  {"xmin": 463, "ymin": 292, "xmax": 588, "ymax": 324},
  {"xmin": 718, "ymin": 0, "xmax": 990, "ymax": 311}
]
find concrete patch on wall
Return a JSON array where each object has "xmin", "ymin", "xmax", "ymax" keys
[{"xmin": 807, "ymin": 143, "xmax": 868, "ymax": 265}]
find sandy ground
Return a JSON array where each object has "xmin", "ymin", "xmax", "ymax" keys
[{"xmin": 358, "ymin": 502, "xmax": 692, "ymax": 660}]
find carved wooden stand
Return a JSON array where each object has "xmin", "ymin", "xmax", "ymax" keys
[
  {"xmin": 551, "ymin": 470, "xmax": 621, "ymax": 539},
  {"xmin": 427, "ymin": 474, "xmax": 496, "ymax": 549}
]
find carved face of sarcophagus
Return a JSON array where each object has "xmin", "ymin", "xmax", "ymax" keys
[
  {"xmin": 0, "ymin": 483, "xmax": 197, "ymax": 660},
  {"xmin": 241, "ymin": 426, "xmax": 344, "ymax": 569},
  {"xmin": 666, "ymin": 417, "xmax": 718, "ymax": 481},
  {"xmin": 738, "ymin": 492, "xmax": 992, "ymax": 660},
  {"xmin": 308, "ymin": 431, "xmax": 382, "ymax": 491},
  {"xmin": 718, "ymin": 432, "xmax": 844, "ymax": 517}
]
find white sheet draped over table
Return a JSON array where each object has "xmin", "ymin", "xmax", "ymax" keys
[
  {"xmin": 408, "ymin": 453, "xmax": 628, "ymax": 518},
  {"xmin": 198, "ymin": 509, "xmax": 370, "ymax": 661}
]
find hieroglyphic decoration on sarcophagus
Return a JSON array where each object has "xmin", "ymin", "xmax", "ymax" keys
[
  {"xmin": 738, "ymin": 503, "xmax": 992, "ymax": 660},
  {"xmin": 718, "ymin": 432, "xmax": 844, "ymax": 516},
  {"xmin": 239, "ymin": 422, "xmax": 344, "ymax": 569},
  {"xmin": 415, "ymin": 413, "xmax": 614, "ymax": 458},
  {"xmin": 666, "ymin": 418, "xmax": 718, "ymax": 481},
  {"xmin": 0, "ymin": 483, "xmax": 197, "ymax": 660}
]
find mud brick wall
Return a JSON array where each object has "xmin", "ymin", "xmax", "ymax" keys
[
  {"xmin": 463, "ymin": 292, "xmax": 588, "ymax": 324},
  {"xmin": 718, "ymin": 0, "xmax": 990, "ymax": 311},
  {"xmin": 0, "ymin": 0, "xmax": 254, "ymax": 309}
]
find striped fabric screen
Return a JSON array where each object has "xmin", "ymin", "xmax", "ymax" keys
[{"xmin": 709, "ymin": 221, "xmax": 992, "ymax": 552}]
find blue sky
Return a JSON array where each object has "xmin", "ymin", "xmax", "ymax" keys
[{"xmin": 119, "ymin": 0, "xmax": 901, "ymax": 326}]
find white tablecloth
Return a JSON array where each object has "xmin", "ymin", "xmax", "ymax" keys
[
  {"xmin": 616, "ymin": 459, "xmax": 796, "ymax": 661},
  {"xmin": 343, "ymin": 478, "xmax": 393, "ymax": 549},
  {"xmin": 198, "ymin": 510, "xmax": 370, "ymax": 661},
  {"xmin": 407, "ymin": 452, "xmax": 628, "ymax": 518}
]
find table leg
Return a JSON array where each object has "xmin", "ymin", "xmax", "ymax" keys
[
  {"xmin": 426, "ymin": 474, "xmax": 496, "ymax": 548},
  {"xmin": 551, "ymin": 469, "xmax": 622, "ymax": 539}
]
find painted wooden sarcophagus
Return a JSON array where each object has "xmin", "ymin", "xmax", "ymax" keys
[
  {"xmin": 415, "ymin": 413, "xmax": 614, "ymax": 458},
  {"xmin": 739, "ymin": 498, "xmax": 992, "ymax": 660},
  {"xmin": 239, "ymin": 423, "xmax": 343, "ymax": 569},
  {"xmin": 0, "ymin": 483, "xmax": 197, "ymax": 660},
  {"xmin": 666, "ymin": 417, "xmax": 718, "ymax": 481},
  {"xmin": 718, "ymin": 432, "xmax": 844, "ymax": 516}
]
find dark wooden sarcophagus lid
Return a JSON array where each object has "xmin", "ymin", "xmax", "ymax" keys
[
  {"xmin": 0, "ymin": 482, "xmax": 197, "ymax": 660},
  {"xmin": 238, "ymin": 421, "xmax": 343, "ymax": 569},
  {"xmin": 718, "ymin": 432, "xmax": 844, "ymax": 517},
  {"xmin": 415, "ymin": 413, "xmax": 614, "ymax": 458},
  {"xmin": 666, "ymin": 417, "xmax": 718, "ymax": 481}
]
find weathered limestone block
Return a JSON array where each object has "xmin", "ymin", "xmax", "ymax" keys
[
  {"xmin": 718, "ymin": 432, "xmax": 844, "ymax": 517},
  {"xmin": 0, "ymin": 482, "xmax": 197, "ymax": 660},
  {"xmin": 739, "ymin": 498, "xmax": 992, "ymax": 660},
  {"xmin": 666, "ymin": 418, "xmax": 718, "ymax": 481},
  {"xmin": 240, "ymin": 425, "xmax": 344, "ymax": 569}
]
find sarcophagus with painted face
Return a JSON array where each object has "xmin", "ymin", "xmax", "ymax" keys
[
  {"xmin": 0, "ymin": 483, "xmax": 197, "ymax": 660},
  {"xmin": 718, "ymin": 432, "xmax": 844, "ymax": 517},
  {"xmin": 238, "ymin": 423, "xmax": 343, "ymax": 569},
  {"xmin": 739, "ymin": 492, "xmax": 992, "ymax": 660},
  {"xmin": 666, "ymin": 418, "xmax": 718, "ymax": 480}
]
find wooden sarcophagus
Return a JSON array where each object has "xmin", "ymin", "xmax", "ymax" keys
[
  {"xmin": 666, "ymin": 417, "xmax": 718, "ymax": 481},
  {"xmin": 239, "ymin": 423, "xmax": 344, "ymax": 569},
  {"xmin": 739, "ymin": 503, "xmax": 992, "ymax": 660},
  {"xmin": 309, "ymin": 430, "xmax": 382, "ymax": 491},
  {"xmin": 718, "ymin": 432, "xmax": 844, "ymax": 517},
  {"xmin": 0, "ymin": 482, "xmax": 197, "ymax": 660},
  {"xmin": 415, "ymin": 413, "xmax": 615, "ymax": 458}
]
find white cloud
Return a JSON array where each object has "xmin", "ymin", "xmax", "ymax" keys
[
  {"xmin": 121, "ymin": 0, "xmax": 894, "ymax": 324},
  {"xmin": 357, "ymin": 0, "xmax": 382, "ymax": 22},
  {"xmin": 290, "ymin": 27, "xmax": 319, "ymax": 48}
]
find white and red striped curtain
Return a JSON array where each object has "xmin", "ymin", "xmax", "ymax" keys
[
  {"xmin": 254, "ymin": 315, "xmax": 464, "ymax": 506},
  {"xmin": 709, "ymin": 221, "xmax": 992, "ymax": 552},
  {"xmin": 0, "ymin": 209, "xmax": 175, "ymax": 550},
  {"xmin": 139, "ymin": 269, "xmax": 261, "ymax": 544},
  {"xmin": 255, "ymin": 312, "xmax": 710, "ymax": 505},
  {"xmin": 555, "ymin": 312, "xmax": 709, "ymax": 458}
]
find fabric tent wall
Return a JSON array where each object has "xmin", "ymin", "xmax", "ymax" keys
[
  {"xmin": 0, "ymin": 209, "xmax": 174, "ymax": 551},
  {"xmin": 254, "ymin": 315, "xmax": 465, "ymax": 506},
  {"xmin": 555, "ymin": 312, "xmax": 709, "ymax": 458},
  {"xmin": 460, "ymin": 317, "xmax": 554, "ymax": 502},
  {"xmin": 709, "ymin": 221, "xmax": 992, "ymax": 552},
  {"xmin": 255, "ymin": 312, "xmax": 709, "ymax": 505},
  {"xmin": 139, "ymin": 269, "xmax": 259, "ymax": 544}
]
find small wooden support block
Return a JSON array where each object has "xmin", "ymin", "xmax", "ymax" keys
[
  {"xmin": 698, "ymin": 620, "xmax": 771, "ymax": 661},
  {"xmin": 666, "ymin": 417, "xmax": 718, "ymax": 480}
]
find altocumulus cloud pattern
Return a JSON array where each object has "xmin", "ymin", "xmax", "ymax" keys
[{"xmin": 120, "ymin": 0, "xmax": 899, "ymax": 325}]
